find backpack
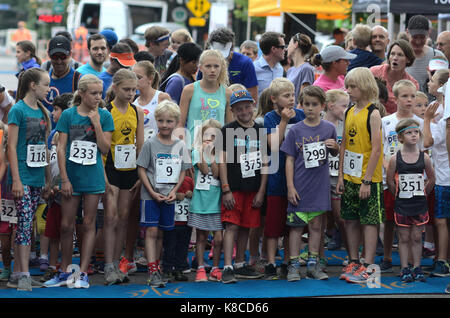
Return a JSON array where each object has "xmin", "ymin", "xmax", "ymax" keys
[{"xmin": 159, "ymin": 73, "xmax": 185, "ymax": 92}]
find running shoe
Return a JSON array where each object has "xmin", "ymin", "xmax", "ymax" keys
[
  {"xmin": 221, "ymin": 267, "xmax": 237, "ymax": 284},
  {"xmin": 104, "ymin": 265, "xmax": 120, "ymax": 286},
  {"xmin": 379, "ymin": 259, "xmax": 393, "ymax": 273},
  {"xmin": 119, "ymin": 256, "xmax": 137, "ymax": 275},
  {"xmin": 17, "ymin": 275, "xmax": 32, "ymax": 291},
  {"xmin": 430, "ymin": 260, "xmax": 450, "ymax": 277},
  {"xmin": 173, "ymin": 270, "xmax": 189, "ymax": 282},
  {"xmin": 307, "ymin": 262, "xmax": 328, "ymax": 280},
  {"xmin": 39, "ymin": 258, "xmax": 49, "ymax": 272},
  {"xmin": 195, "ymin": 267, "xmax": 208, "ymax": 282},
  {"xmin": 43, "ymin": 271, "xmax": 71, "ymax": 287},
  {"xmin": 412, "ymin": 267, "xmax": 426, "ymax": 282},
  {"xmin": 345, "ymin": 265, "xmax": 370, "ymax": 284},
  {"xmin": 445, "ymin": 284, "xmax": 450, "ymax": 294},
  {"xmin": 0, "ymin": 268, "xmax": 11, "ymax": 282},
  {"xmin": 400, "ymin": 267, "xmax": 414, "ymax": 283},
  {"xmin": 422, "ymin": 247, "xmax": 436, "ymax": 258},
  {"xmin": 147, "ymin": 271, "xmax": 166, "ymax": 288},
  {"xmin": 340, "ymin": 262, "xmax": 359, "ymax": 280},
  {"xmin": 73, "ymin": 272, "xmax": 89, "ymax": 289},
  {"xmin": 286, "ymin": 263, "xmax": 301, "ymax": 282},
  {"xmin": 208, "ymin": 268, "xmax": 222, "ymax": 282},
  {"xmin": 234, "ymin": 264, "xmax": 264, "ymax": 279},
  {"xmin": 264, "ymin": 263, "xmax": 278, "ymax": 280}
]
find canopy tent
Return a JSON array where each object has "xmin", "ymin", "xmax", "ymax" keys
[{"xmin": 248, "ymin": 0, "xmax": 351, "ymax": 20}]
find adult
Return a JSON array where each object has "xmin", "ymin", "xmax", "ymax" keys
[
  {"xmin": 74, "ymin": 24, "xmax": 89, "ymax": 63},
  {"xmin": 312, "ymin": 45, "xmax": 356, "ymax": 92},
  {"xmin": 406, "ymin": 15, "xmax": 445, "ymax": 90},
  {"xmin": 43, "ymin": 35, "xmax": 82, "ymax": 126},
  {"xmin": 436, "ymin": 31, "xmax": 450, "ymax": 63},
  {"xmin": 240, "ymin": 40, "xmax": 259, "ymax": 62},
  {"xmin": 41, "ymin": 31, "xmax": 82, "ymax": 72},
  {"xmin": 11, "ymin": 21, "xmax": 32, "ymax": 45},
  {"xmin": 286, "ymin": 33, "xmax": 316, "ymax": 101},
  {"xmin": 76, "ymin": 34, "xmax": 109, "ymax": 76},
  {"xmin": 144, "ymin": 26, "xmax": 173, "ymax": 76},
  {"xmin": 200, "ymin": 27, "xmax": 258, "ymax": 102},
  {"xmin": 370, "ymin": 40, "xmax": 419, "ymax": 115},
  {"xmin": 371, "ymin": 25, "xmax": 390, "ymax": 61},
  {"xmin": 347, "ymin": 24, "xmax": 383, "ymax": 72},
  {"xmin": 332, "ymin": 28, "xmax": 346, "ymax": 48},
  {"xmin": 254, "ymin": 32, "xmax": 285, "ymax": 98}
]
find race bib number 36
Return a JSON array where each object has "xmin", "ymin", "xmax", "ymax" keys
[{"xmin": 69, "ymin": 140, "xmax": 97, "ymax": 165}]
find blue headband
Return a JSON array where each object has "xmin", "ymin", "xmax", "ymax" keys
[
  {"xmin": 155, "ymin": 34, "xmax": 170, "ymax": 43},
  {"xmin": 397, "ymin": 126, "xmax": 419, "ymax": 134}
]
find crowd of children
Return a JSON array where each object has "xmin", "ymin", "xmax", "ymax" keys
[{"xmin": 0, "ymin": 22, "xmax": 450, "ymax": 295}]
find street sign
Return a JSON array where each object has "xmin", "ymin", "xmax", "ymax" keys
[
  {"xmin": 53, "ymin": 0, "xmax": 65, "ymax": 14},
  {"xmin": 172, "ymin": 6, "xmax": 188, "ymax": 22},
  {"xmin": 189, "ymin": 17, "xmax": 206, "ymax": 27},
  {"xmin": 186, "ymin": 0, "xmax": 210, "ymax": 18}
]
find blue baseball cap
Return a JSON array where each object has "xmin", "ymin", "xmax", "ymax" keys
[
  {"xmin": 100, "ymin": 29, "xmax": 118, "ymax": 49},
  {"xmin": 230, "ymin": 90, "xmax": 254, "ymax": 107}
]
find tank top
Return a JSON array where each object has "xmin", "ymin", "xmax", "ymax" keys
[
  {"xmin": 343, "ymin": 103, "xmax": 383, "ymax": 184},
  {"xmin": 104, "ymin": 101, "xmax": 138, "ymax": 171},
  {"xmin": 186, "ymin": 81, "xmax": 227, "ymax": 146},
  {"xmin": 394, "ymin": 151, "xmax": 427, "ymax": 216},
  {"xmin": 135, "ymin": 90, "xmax": 161, "ymax": 140}
]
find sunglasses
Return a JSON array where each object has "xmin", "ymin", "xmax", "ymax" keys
[
  {"xmin": 275, "ymin": 45, "xmax": 287, "ymax": 49},
  {"xmin": 51, "ymin": 54, "xmax": 68, "ymax": 61}
]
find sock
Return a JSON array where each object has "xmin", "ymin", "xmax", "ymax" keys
[
  {"xmin": 148, "ymin": 262, "xmax": 158, "ymax": 273},
  {"xmin": 234, "ymin": 262, "xmax": 244, "ymax": 269},
  {"xmin": 96, "ymin": 251, "xmax": 105, "ymax": 261},
  {"xmin": 11, "ymin": 272, "xmax": 20, "ymax": 279},
  {"xmin": 224, "ymin": 265, "xmax": 233, "ymax": 270},
  {"xmin": 424, "ymin": 241, "xmax": 435, "ymax": 249},
  {"xmin": 40, "ymin": 254, "xmax": 48, "ymax": 260}
]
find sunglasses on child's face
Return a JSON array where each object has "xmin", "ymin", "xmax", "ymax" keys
[{"xmin": 51, "ymin": 54, "xmax": 68, "ymax": 61}]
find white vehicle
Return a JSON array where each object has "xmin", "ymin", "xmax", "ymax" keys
[{"xmin": 67, "ymin": 0, "xmax": 168, "ymax": 40}]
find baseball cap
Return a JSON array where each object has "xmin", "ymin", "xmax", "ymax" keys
[
  {"xmin": 407, "ymin": 15, "xmax": 430, "ymax": 36},
  {"xmin": 100, "ymin": 29, "xmax": 118, "ymax": 49},
  {"xmin": 230, "ymin": 90, "xmax": 254, "ymax": 107},
  {"xmin": 211, "ymin": 41, "xmax": 233, "ymax": 59},
  {"xmin": 319, "ymin": 45, "xmax": 356, "ymax": 63},
  {"xmin": 48, "ymin": 35, "xmax": 71, "ymax": 56},
  {"xmin": 110, "ymin": 52, "xmax": 136, "ymax": 67},
  {"xmin": 429, "ymin": 58, "xmax": 449, "ymax": 71}
]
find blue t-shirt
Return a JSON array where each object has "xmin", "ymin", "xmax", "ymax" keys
[
  {"xmin": 44, "ymin": 68, "xmax": 80, "ymax": 113},
  {"xmin": 77, "ymin": 63, "xmax": 106, "ymax": 76},
  {"xmin": 7, "ymin": 100, "xmax": 48, "ymax": 187},
  {"xmin": 264, "ymin": 108, "xmax": 305, "ymax": 196},
  {"xmin": 56, "ymin": 106, "xmax": 114, "ymax": 193},
  {"xmin": 165, "ymin": 74, "xmax": 193, "ymax": 105},
  {"xmin": 347, "ymin": 48, "xmax": 383, "ymax": 72},
  {"xmin": 99, "ymin": 71, "xmax": 113, "ymax": 99}
]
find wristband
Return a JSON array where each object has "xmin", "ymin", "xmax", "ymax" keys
[{"xmin": 221, "ymin": 184, "xmax": 229, "ymax": 190}]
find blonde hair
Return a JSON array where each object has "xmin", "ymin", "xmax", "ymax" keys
[
  {"xmin": 154, "ymin": 100, "xmax": 180, "ymax": 121},
  {"xmin": 133, "ymin": 60, "xmax": 160, "ymax": 89},
  {"xmin": 199, "ymin": 49, "xmax": 229, "ymax": 86},
  {"xmin": 392, "ymin": 79, "xmax": 417, "ymax": 98},
  {"xmin": 72, "ymin": 74, "xmax": 105, "ymax": 107},
  {"xmin": 256, "ymin": 87, "xmax": 274, "ymax": 118},
  {"xmin": 229, "ymin": 83, "xmax": 246, "ymax": 92},
  {"xmin": 352, "ymin": 24, "xmax": 372, "ymax": 48},
  {"xmin": 105, "ymin": 69, "xmax": 138, "ymax": 104},
  {"xmin": 325, "ymin": 89, "xmax": 349, "ymax": 111},
  {"xmin": 193, "ymin": 118, "xmax": 222, "ymax": 151},
  {"xmin": 269, "ymin": 77, "xmax": 295, "ymax": 98},
  {"xmin": 171, "ymin": 29, "xmax": 193, "ymax": 43},
  {"xmin": 416, "ymin": 91, "xmax": 428, "ymax": 102},
  {"xmin": 345, "ymin": 67, "xmax": 379, "ymax": 103},
  {"xmin": 433, "ymin": 68, "xmax": 450, "ymax": 87}
]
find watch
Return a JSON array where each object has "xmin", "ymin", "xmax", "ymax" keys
[{"xmin": 362, "ymin": 179, "xmax": 372, "ymax": 185}]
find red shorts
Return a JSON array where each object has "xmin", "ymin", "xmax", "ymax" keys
[
  {"xmin": 264, "ymin": 196, "xmax": 288, "ymax": 238},
  {"xmin": 426, "ymin": 188, "xmax": 435, "ymax": 225},
  {"xmin": 221, "ymin": 191, "xmax": 260, "ymax": 228},
  {"xmin": 384, "ymin": 189, "xmax": 395, "ymax": 222},
  {"xmin": 44, "ymin": 202, "xmax": 61, "ymax": 239},
  {"xmin": 0, "ymin": 221, "xmax": 15, "ymax": 235}
]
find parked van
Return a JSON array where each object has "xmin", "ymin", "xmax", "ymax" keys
[{"xmin": 67, "ymin": 0, "xmax": 168, "ymax": 40}]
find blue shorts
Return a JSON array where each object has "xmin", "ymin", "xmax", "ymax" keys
[
  {"xmin": 435, "ymin": 185, "xmax": 450, "ymax": 219},
  {"xmin": 140, "ymin": 199, "xmax": 175, "ymax": 230}
]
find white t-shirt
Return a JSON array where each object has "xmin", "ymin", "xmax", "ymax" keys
[
  {"xmin": 135, "ymin": 90, "xmax": 161, "ymax": 141},
  {"xmin": 0, "ymin": 91, "xmax": 14, "ymax": 121},
  {"xmin": 431, "ymin": 118, "xmax": 450, "ymax": 186}
]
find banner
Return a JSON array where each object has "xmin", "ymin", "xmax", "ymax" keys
[{"xmin": 390, "ymin": 0, "xmax": 450, "ymax": 14}]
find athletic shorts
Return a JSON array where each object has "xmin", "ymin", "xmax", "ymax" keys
[
  {"xmin": 188, "ymin": 212, "xmax": 223, "ymax": 231},
  {"xmin": 435, "ymin": 185, "xmax": 450, "ymax": 219},
  {"xmin": 0, "ymin": 221, "xmax": 15, "ymax": 235},
  {"xmin": 427, "ymin": 188, "xmax": 435, "ymax": 225},
  {"xmin": 35, "ymin": 203, "xmax": 47, "ymax": 235},
  {"xmin": 341, "ymin": 180, "xmax": 385, "ymax": 225},
  {"xmin": 221, "ymin": 191, "xmax": 260, "ymax": 229},
  {"xmin": 286, "ymin": 211, "xmax": 326, "ymax": 227},
  {"xmin": 140, "ymin": 199, "xmax": 174, "ymax": 230},
  {"xmin": 394, "ymin": 211, "xmax": 429, "ymax": 227},
  {"xmin": 383, "ymin": 189, "xmax": 395, "ymax": 222},
  {"xmin": 330, "ymin": 184, "xmax": 341, "ymax": 200},
  {"xmin": 105, "ymin": 166, "xmax": 139, "ymax": 190},
  {"xmin": 44, "ymin": 202, "xmax": 61, "ymax": 240},
  {"xmin": 264, "ymin": 196, "xmax": 288, "ymax": 238}
]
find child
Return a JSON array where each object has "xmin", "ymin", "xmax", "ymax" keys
[
  {"xmin": 15, "ymin": 40, "xmax": 41, "ymax": 77},
  {"xmin": 281, "ymin": 85, "xmax": 338, "ymax": 281},
  {"xmin": 379, "ymin": 80, "xmax": 424, "ymax": 274},
  {"xmin": 263, "ymin": 78, "xmax": 305, "ymax": 280},
  {"xmin": 423, "ymin": 100, "xmax": 450, "ymax": 277},
  {"xmin": 414, "ymin": 91, "xmax": 428, "ymax": 119},
  {"xmin": 427, "ymin": 69, "xmax": 449, "ymax": 123},
  {"xmin": 136, "ymin": 100, "xmax": 191, "ymax": 288},
  {"xmin": 347, "ymin": 24, "xmax": 383, "ymax": 72},
  {"xmin": 219, "ymin": 89, "xmax": 267, "ymax": 283},
  {"xmin": 44, "ymin": 74, "xmax": 114, "ymax": 289},
  {"xmin": 103, "ymin": 69, "xmax": 144, "ymax": 285},
  {"xmin": 188, "ymin": 119, "xmax": 224, "ymax": 282},
  {"xmin": 0, "ymin": 123, "xmax": 11, "ymax": 282},
  {"xmin": 386, "ymin": 118, "xmax": 435, "ymax": 282},
  {"xmin": 336, "ymin": 67, "xmax": 384, "ymax": 284},
  {"xmin": 323, "ymin": 89, "xmax": 350, "ymax": 253},
  {"xmin": 7, "ymin": 68, "xmax": 52, "ymax": 291}
]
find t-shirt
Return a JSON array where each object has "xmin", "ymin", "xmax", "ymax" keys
[
  {"xmin": 136, "ymin": 136, "xmax": 191, "ymax": 200},
  {"xmin": 164, "ymin": 73, "xmax": 193, "ymax": 105},
  {"xmin": 154, "ymin": 50, "xmax": 173, "ymax": 76},
  {"xmin": 44, "ymin": 68, "xmax": 81, "ymax": 114},
  {"xmin": 280, "ymin": 120, "xmax": 337, "ymax": 212},
  {"xmin": 221, "ymin": 120, "xmax": 264, "ymax": 192},
  {"xmin": 56, "ymin": 106, "xmax": 115, "ymax": 193},
  {"xmin": 406, "ymin": 46, "xmax": 445, "ymax": 90},
  {"xmin": 76, "ymin": 63, "xmax": 106, "ymax": 76},
  {"xmin": 254, "ymin": 56, "xmax": 284, "ymax": 97},
  {"xmin": 347, "ymin": 48, "xmax": 383, "ymax": 72},
  {"xmin": 135, "ymin": 90, "xmax": 161, "ymax": 141},
  {"xmin": 313, "ymin": 73, "xmax": 345, "ymax": 92},
  {"xmin": 430, "ymin": 118, "xmax": 450, "ymax": 186},
  {"xmin": 189, "ymin": 149, "xmax": 222, "ymax": 214},
  {"xmin": 264, "ymin": 108, "xmax": 305, "ymax": 196},
  {"xmin": 7, "ymin": 100, "xmax": 49, "ymax": 187},
  {"xmin": 98, "ymin": 71, "xmax": 114, "ymax": 99},
  {"xmin": 286, "ymin": 63, "xmax": 315, "ymax": 102}
]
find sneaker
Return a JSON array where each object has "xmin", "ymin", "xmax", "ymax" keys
[
  {"xmin": 379, "ymin": 259, "xmax": 394, "ymax": 273},
  {"xmin": 115, "ymin": 263, "xmax": 129, "ymax": 283},
  {"xmin": 6, "ymin": 277, "xmax": 18, "ymax": 289},
  {"xmin": 340, "ymin": 262, "xmax": 359, "ymax": 280},
  {"xmin": 73, "ymin": 272, "xmax": 89, "ymax": 289},
  {"xmin": 94, "ymin": 261, "xmax": 105, "ymax": 274},
  {"xmin": 318, "ymin": 258, "xmax": 328, "ymax": 273},
  {"xmin": 147, "ymin": 271, "xmax": 166, "ymax": 288},
  {"xmin": 191, "ymin": 256, "xmax": 212, "ymax": 273},
  {"xmin": 423, "ymin": 260, "xmax": 437, "ymax": 274},
  {"xmin": 412, "ymin": 267, "xmax": 426, "ymax": 282},
  {"xmin": 400, "ymin": 267, "xmax": 414, "ymax": 283},
  {"xmin": 17, "ymin": 275, "xmax": 32, "ymax": 291},
  {"xmin": 445, "ymin": 284, "xmax": 450, "ymax": 294},
  {"xmin": 422, "ymin": 247, "xmax": 436, "ymax": 258},
  {"xmin": 279, "ymin": 263, "xmax": 288, "ymax": 279},
  {"xmin": 327, "ymin": 230, "xmax": 342, "ymax": 251},
  {"xmin": 43, "ymin": 271, "xmax": 71, "ymax": 287},
  {"xmin": 307, "ymin": 262, "xmax": 328, "ymax": 280},
  {"xmin": 104, "ymin": 265, "xmax": 121, "ymax": 286},
  {"xmin": 430, "ymin": 260, "xmax": 450, "ymax": 277},
  {"xmin": 29, "ymin": 257, "xmax": 40, "ymax": 268},
  {"xmin": 264, "ymin": 263, "xmax": 278, "ymax": 280},
  {"xmin": 376, "ymin": 237, "xmax": 384, "ymax": 256},
  {"xmin": 251, "ymin": 258, "xmax": 268, "ymax": 274},
  {"xmin": 39, "ymin": 258, "xmax": 49, "ymax": 272},
  {"xmin": 119, "ymin": 257, "xmax": 137, "ymax": 275},
  {"xmin": 195, "ymin": 267, "xmax": 208, "ymax": 282},
  {"xmin": 221, "ymin": 267, "xmax": 237, "ymax": 284},
  {"xmin": 234, "ymin": 264, "xmax": 264, "ymax": 279},
  {"xmin": 287, "ymin": 263, "xmax": 301, "ymax": 282},
  {"xmin": 208, "ymin": 268, "xmax": 222, "ymax": 282},
  {"xmin": 0, "ymin": 268, "xmax": 11, "ymax": 282},
  {"xmin": 173, "ymin": 270, "xmax": 188, "ymax": 282},
  {"xmin": 345, "ymin": 265, "xmax": 370, "ymax": 284}
]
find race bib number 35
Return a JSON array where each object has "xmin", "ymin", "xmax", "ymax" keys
[{"xmin": 175, "ymin": 198, "xmax": 189, "ymax": 222}]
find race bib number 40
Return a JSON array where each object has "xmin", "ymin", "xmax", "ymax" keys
[{"xmin": 69, "ymin": 140, "xmax": 97, "ymax": 165}]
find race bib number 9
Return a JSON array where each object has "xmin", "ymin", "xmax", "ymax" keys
[{"xmin": 156, "ymin": 157, "xmax": 181, "ymax": 184}]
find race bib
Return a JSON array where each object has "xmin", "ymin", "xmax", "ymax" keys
[
  {"xmin": 144, "ymin": 128, "xmax": 155, "ymax": 140},
  {"xmin": 114, "ymin": 144, "xmax": 136, "ymax": 169},
  {"xmin": 156, "ymin": 157, "xmax": 181, "ymax": 184},
  {"xmin": 240, "ymin": 151, "xmax": 262, "ymax": 178},
  {"xmin": 174, "ymin": 198, "xmax": 189, "ymax": 222},
  {"xmin": 398, "ymin": 174, "xmax": 425, "ymax": 199},
  {"xmin": 303, "ymin": 142, "xmax": 326, "ymax": 169},
  {"xmin": 195, "ymin": 171, "xmax": 220, "ymax": 190},
  {"xmin": 69, "ymin": 140, "xmax": 97, "ymax": 165},
  {"xmin": 49, "ymin": 145, "xmax": 57, "ymax": 165},
  {"xmin": 26, "ymin": 144, "xmax": 47, "ymax": 167},
  {"xmin": 343, "ymin": 150, "xmax": 363, "ymax": 178},
  {"xmin": 1, "ymin": 199, "xmax": 17, "ymax": 224},
  {"xmin": 329, "ymin": 155, "xmax": 339, "ymax": 177}
]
